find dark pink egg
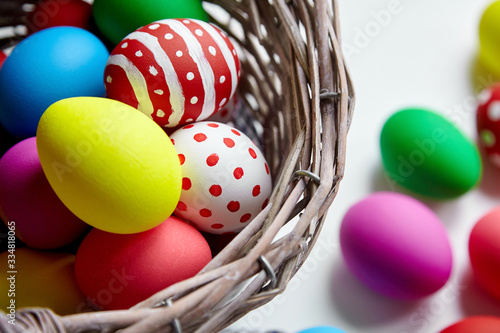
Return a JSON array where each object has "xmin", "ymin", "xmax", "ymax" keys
[
  {"xmin": 25, "ymin": 0, "xmax": 92, "ymax": 34},
  {"xmin": 0, "ymin": 137, "xmax": 89, "ymax": 249}
]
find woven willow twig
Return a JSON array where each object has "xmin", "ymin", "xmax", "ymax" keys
[{"xmin": 0, "ymin": 0, "xmax": 355, "ymax": 331}]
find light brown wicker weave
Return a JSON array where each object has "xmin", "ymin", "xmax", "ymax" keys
[{"xmin": 0, "ymin": 0, "xmax": 355, "ymax": 332}]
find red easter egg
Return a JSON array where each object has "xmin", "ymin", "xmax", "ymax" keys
[
  {"xmin": 0, "ymin": 51, "xmax": 6, "ymax": 69},
  {"xmin": 104, "ymin": 18, "xmax": 241, "ymax": 128},
  {"xmin": 74, "ymin": 216, "xmax": 212, "ymax": 310},
  {"xmin": 469, "ymin": 206, "xmax": 500, "ymax": 301},
  {"xmin": 25, "ymin": 0, "xmax": 92, "ymax": 34},
  {"xmin": 440, "ymin": 316, "xmax": 500, "ymax": 332},
  {"xmin": 477, "ymin": 83, "xmax": 500, "ymax": 167}
]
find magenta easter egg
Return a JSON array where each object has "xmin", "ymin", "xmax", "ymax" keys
[
  {"xmin": 170, "ymin": 122, "xmax": 272, "ymax": 234},
  {"xmin": 104, "ymin": 18, "xmax": 240, "ymax": 128},
  {"xmin": 477, "ymin": 83, "xmax": 500, "ymax": 167},
  {"xmin": 340, "ymin": 192, "xmax": 452, "ymax": 299},
  {"xmin": 0, "ymin": 137, "xmax": 89, "ymax": 249},
  {"xmin": 74, "ymin": 216, "xmax": 212, "ymax": 310}
]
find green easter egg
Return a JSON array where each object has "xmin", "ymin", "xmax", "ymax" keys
[
  {"xmin": 380, "ymin": 108, "xmax": 482, "ymax": 199},
  {"xmin": 93, "ymin": 0, "xmax": 208, "ymax": 45},
  {"xmin": 479, "ymin": 0, "xmax": 500, "ymax": 79}
]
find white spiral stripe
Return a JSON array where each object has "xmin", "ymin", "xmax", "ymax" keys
[
  {"xmin": 197, "ymin": 21, "xmax": 238, "ymax": 99},
  {"xmin": 126, "ymin": 31, "xmax": 185, "ymax": 127},
  {"xmin": 106, "ymin": 54, "xmax": 153, "ymax": 116},
  {"xmin": 165, "ymin": 20, "xmax": 216, "ymax": 122}
]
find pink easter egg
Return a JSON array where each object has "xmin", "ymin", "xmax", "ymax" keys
[
  {"xmin": 170, "ymin": 121, "xmax": 272, "ymax": 234},
  {"xmin": 340, "ymin": 192, "xmax": 453, "ymax": 299},
  {"xmin": 0, "ymin": 137, "xmax": 89, "ymax": 249},
  {"xmin": 104, "ymin": 18, "xmax": 240, "ymax": 128}
]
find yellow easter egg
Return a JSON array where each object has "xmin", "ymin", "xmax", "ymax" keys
[
  {"xmin": 479, "ymin": 0, "xmax": 500, "ymax": 80},
  {"xmin": 0, "ymin": 248, "xmax": 86, "ymax": 315},
  {"xmin": 36, "ymin": 97, "xmax": 181, "ymax": 234}
]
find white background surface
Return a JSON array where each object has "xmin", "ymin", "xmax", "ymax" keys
[{"xmin": 230, "ymin": 0, "xmax": 500, "ymax": 332}]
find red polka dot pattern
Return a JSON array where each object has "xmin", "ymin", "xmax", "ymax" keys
[
  {"xmin": 177, "ymin": 201, "xmax": 187, "ymax": 211},
  {"xmin": 252, "ymin": 185, "xmax": 260, "ymax": 197},
  {"xmin": 194, "ymin": 133, "xmax": 207, "ymax": 142},
  {"xmin": 200, "ymin": 209, "xmax": 212, "ymax": 217},
  {"xmin": 206, "ymin": 153, "xmax": 219, "ymax": 167},
  {"xmin": 178, "ymin": 154, "xmax": 185, "ymax": 165},
  {"xmin": 209, "ymin": 185, "xmax": 222, "ymax": 197},
  {"xmin": 223, "ymin": 138, "xmax": 235, "ymax": 148},
  {"xmin": 262, "ymin": 198, "xmax": 269, "ymax": 209},
  {"xmin": 170, "ymin": 122, "xmax": 272, "ymax": 234},
  {"xmin": 227, "ymin": 201, "xmax": 240, "ymax": 212},
  {"xmin": 240, "ymin": 213, "xmax": 251, "ymax": 223},
  {"xmin": 233, "ymin": 167, "xmax": 244, "ymax": 179},
  {"xmin": 182, "ymin": 177, "xmax": 192, "ymax": 190},
  {"xmin": 265, "ymin": 163, "xmax": 270, "ymax": 175}
]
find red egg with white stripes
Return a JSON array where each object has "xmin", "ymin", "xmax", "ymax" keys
[
  {"xmin": 477, "ymin": 83, "xmax": 500, "ymax": 167},
  {"xmin": 170, "ymin": 121, "xmax": 272, "ymax": 234},
  {"xmin": 104, "ymin": 18, "xmax": 240, "ymax": 128}
]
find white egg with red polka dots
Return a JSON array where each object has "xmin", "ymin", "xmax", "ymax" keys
[{"xmin": 170, "ymin": 121, "xmax": 272, "ymax": 234}]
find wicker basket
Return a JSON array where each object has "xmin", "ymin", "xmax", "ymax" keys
[{"xmin": 0, "ymin": 0, "xmax": 355, "ymax": 332}]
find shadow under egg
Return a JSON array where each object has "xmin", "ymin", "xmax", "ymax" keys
[
  {"xmin": 470, "ymin": 55, "xmax": 499, "ymax": 95},
  {"xmin": 329, "ymin": 259, "xmax": 420, "ymax": 329},
  {"xmin": 458, "ymin": 268, "xmax": 500, "ymax": 318}
]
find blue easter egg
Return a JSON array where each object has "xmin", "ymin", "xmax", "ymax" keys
[
  {"xmin": 0, "ymin": 26, "xmax": 109, "ymax": 138},
  {"xmin": 297, "ymin": 327, "xmax": 347, "ymax": 333}
]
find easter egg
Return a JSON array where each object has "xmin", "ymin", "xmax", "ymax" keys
[
  {"xmin": 170, "ymin": 122, "xmax": 272, "ymax": 234},
  {"xmin": 440, "ymin": 316, "xmax": 500, "ymax": 333},
  {"xmin": 340, "ymin": 192, "xmax": 453, "ymax": 299},
  {"xmin": 477, "ymin": 83, "xmax": 500, "ymax": 166},
  {"xmin": 74, "ymin": 216, "xmax": 212, "ymax": 310},
  {"xmin": 297, "ymin": 327, "xmax": 347, "ymax": 333},
  {"xmin": 93, "ymin": 0, "xmax": 208, "ymax": 45},
  {"xmin": 380, "ymin": 108, "xmax": 482, "ymax": 199},
  {"xmin": 0, "ymin": 27, "xmax": 109, "ymax": 138},
  {"xmin": 0, "ymin": 248, "xmax": 86, "ymax": 315},
  {"xmin": 36, "ymin": 97, "xmax": 182, "ymax": 234},
  {"xmin": 0, "ymin": 137, "xmax": 89, "ymax": 249},
  {"xmin": 479, "ymin": 0, "xmax": 500, "ymax": 81},
  {"xmin": 25, "ymin": 0, "xmax": 93, "ymax": 34},
  {"xmin": 0, "ymin": 51, "xmax": 6, "ymax": 69},
  {"xmin": 206, "ymin": 93, "xmax": 238, "ymax": 123},
  {"xmin": 104, "ymin": 18, "xmax": 240, "ymax": 128},
  {"xmin": 469, "ymin": 206, "xmax": 500, "ymax": 301}
]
